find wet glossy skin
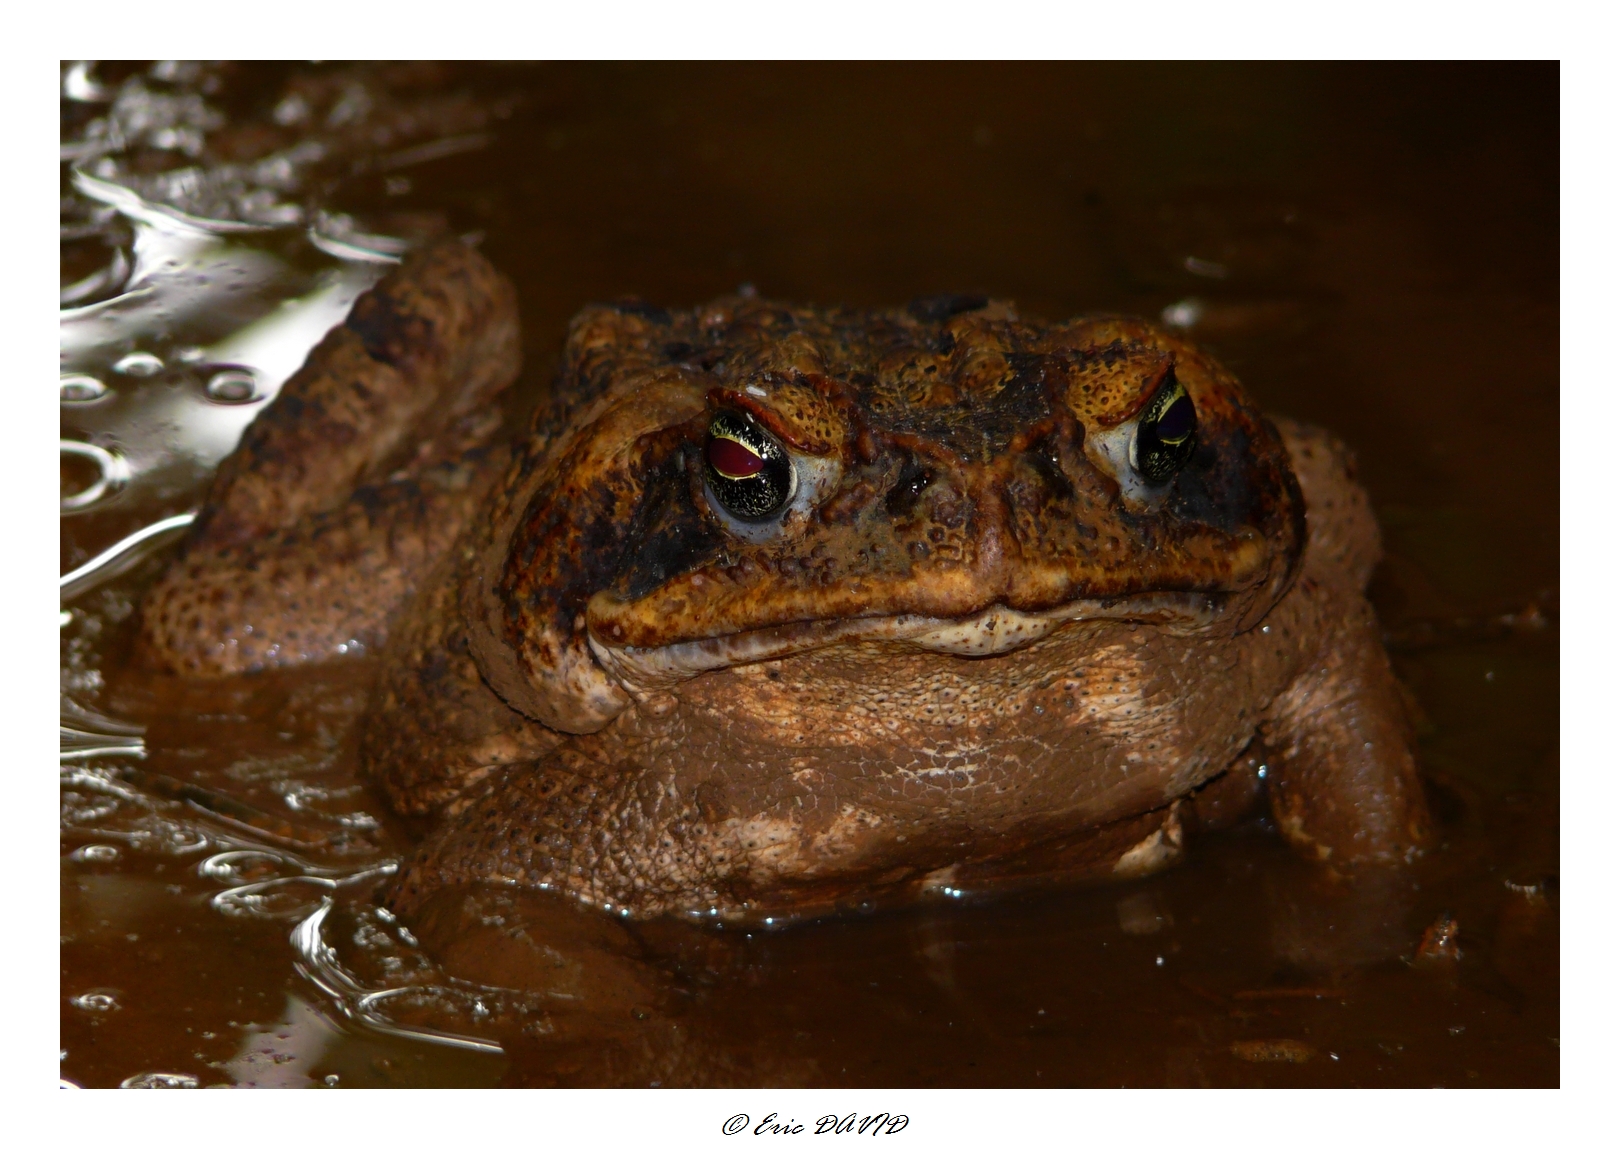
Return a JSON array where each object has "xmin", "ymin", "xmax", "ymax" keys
[{"xmin": 139, "ymin": 242, "xmax": 1429, "ymax": 928}]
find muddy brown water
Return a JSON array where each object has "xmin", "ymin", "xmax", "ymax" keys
[{"xmin": 60, "ymin": 62, "xmax": 1557, "ymax": 1088}]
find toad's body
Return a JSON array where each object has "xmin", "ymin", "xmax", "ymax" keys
[{"xmin": 140, "ymin": 244, "xmax": 1428, "ymax": 925}]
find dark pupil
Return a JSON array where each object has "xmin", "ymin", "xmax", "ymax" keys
[
  {"xmin": 1134, "ymin": 373, "xmax": 1198, "ymax": 483},
  {"xmin": 1155, "ymin": 394, "xmax": 1195, "ymax": 444},
  {"xmin": 704, "ymin": 411, "xmax": 793, "ymax": 520},
  {"xmin": 707, "ymin": 436, "xmax": 764, "ymax": 478}
]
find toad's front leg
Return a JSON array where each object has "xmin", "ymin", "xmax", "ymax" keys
[
  {"xmin": 1261, "ymin": 589, "xmax": 1430, "ymax": 866},
  {"xmin": 1259, "ymin": 418, "xmax": 1431, "ymax": 867},
  {"xmin": 387, "ymin": 745, "xmax": 727, "ymax": 922}
]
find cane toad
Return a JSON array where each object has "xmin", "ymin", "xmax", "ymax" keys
[{"xmin": 140, "ymin": 241, "xmax": 1429, "ymax": 927}]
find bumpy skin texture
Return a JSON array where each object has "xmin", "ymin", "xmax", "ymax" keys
[
  {"xmin": 137, "ymin": 264, "xmax": 1429, "ymax": 928},
  {"xmin": 139, "ymin": 241, "xmax": 519, "ymax": 674}
]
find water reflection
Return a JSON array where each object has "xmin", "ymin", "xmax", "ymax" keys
[
  {"xmin": 112, "ymin": 351, "xmax": 164, "ymax": 376},
  {"xmin": 70, "ymin": 991, "xmax": 120, "ymax": 1012},
  {"xmin": 57, "ymin": 60, "xmax": 490, "ymax": 534},
  {"xmin": 59, "ymin": 512, "xmax": 194, "ymax": 601},
  {"xmin": 60, "ymin": 246, "xmax": 129, "ymax": 307},
  {"xmin": 62, "ymin": 61, "xmax": 111, "ymax": 105},
  {"xmin": 222, "ymin": 993, "xmax": 343, "ymax": 1088},
  {"xmin": 58, "ymin": 439, "xmax": 128, "ymax": 513},
  {"xmin": 59, "ymin": 374, "xmax": 109, "ymax": 403},
  {"xmin": 203, "ymin": 368, "xmax": 260, "ymax": 404},
  {"xmin": 119, "ymin": 1072, "xmax": 199, "ymax": 1089},
  {"xmin": 60, "ymin": 519, "xmax": 191, "ymax": 764},
  {"xmin": 291, "ymin": 900, "xmax": 506, "ymax": 1055},
  {"xmin": 59, "ymin": 199, "xmax": 384, "ymax": 490},
  {"xmin": 57, "ymin": 67, "xmax": 490, "ymax": 1082}
]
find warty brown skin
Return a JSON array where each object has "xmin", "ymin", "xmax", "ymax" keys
[
  {"xmin": 138, "ymin": 240, "xmax": 519, "ymax": 674},
  {"xmin": 136, "ymin": 248, "xmax": 1429, "ymax": 930}
]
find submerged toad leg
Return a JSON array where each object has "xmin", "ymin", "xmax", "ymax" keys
[
  {"xmin": 1260, "ymin": 418, "xmax": 1430, "ymax": 866},
  {"xmin": 138, "ymin": 240, "xmax": 520, "ymax": 676},
  {"xmin": 386, "ymin": 746, "xmax": 711, "ymax": 921}
]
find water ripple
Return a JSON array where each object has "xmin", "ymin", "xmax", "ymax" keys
[
  {"xmin": 59, "ymin": 511, "xmax": 195, "ymax": 601},
  {"xmin": 290, "ymin": 900, "xmax": 504, "ymax": 1055}
]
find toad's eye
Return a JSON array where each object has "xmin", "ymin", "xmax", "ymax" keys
[
  {"xmin": 704, "ymin": 410, "xmax": 795, "ymax": 520},
  {"xmin": 1132, "ymin": 369, "xmax": 1198, "ymax": 483}
]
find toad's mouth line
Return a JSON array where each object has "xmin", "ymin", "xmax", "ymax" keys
[{"xmin": 585, "ymin": 591, "xmax": 1220, "ymax": 696}]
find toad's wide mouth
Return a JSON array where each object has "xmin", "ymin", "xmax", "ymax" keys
[
  {"xmin": 583, "ymin": 519, "xmax": 1279, "ymax": 653},
  {"xmin": 586, "ymin": 590, "xmax": 1222, "ymax": 697}
]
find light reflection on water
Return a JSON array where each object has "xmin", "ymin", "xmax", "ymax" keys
[
  {"xmin": 291, "ymin": 899, "xmax": 507, "ymax": 1055},
  {"xmin": 59, "ymin": 511, "xmax": 195, "ymax": 602},
  {"xmin": 60, "ymin": 61, "xmax": 510, "ymax": 1086},
  {"xmin": 60, "ymin": 716, "xmax": 516, "ymax": 1077},
  {"xmin": 59, "ymin": 200, "xmax": 386, "ymax": 510}
]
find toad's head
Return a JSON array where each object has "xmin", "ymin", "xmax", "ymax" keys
[{"xmin": 463, "ymin": 297, "xmax": 1304, "ymax": 734}]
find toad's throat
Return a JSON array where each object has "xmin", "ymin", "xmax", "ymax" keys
[{"xmin": 586, "ymin": 592, "xmax": 1219, "ymax": 696}]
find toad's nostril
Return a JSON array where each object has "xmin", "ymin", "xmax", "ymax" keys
[
  {"xmin": 1027, "ymin": 449, "xmax": 1076, "ymax": 501},
  {"xmin": 885, "ymin": 457, "xmax": 935, "ymax": 517}
]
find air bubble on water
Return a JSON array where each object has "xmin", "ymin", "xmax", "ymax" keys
[
  {"xmin": 60, "ymin": 792, "xmax": 124, "ymax": 828},
  {"xmin": 273, "ymin": 93, "xmax": 311, "ymax": 127},
  {"xmin": 175, "ymin": 345, "xmax": 207, "ymax": 363},
  {"xmin": 205, "ymin": 368, "xmax": 261, "ymax": 403},
  {"xmin": 71, "ymin": 844, "xmax": 120, "ymax": 863},
  {"xmin": 60, "ymin": 439, "xmax": 130, "ymax": 512},
  {"xmin": 71, "ymin": 991, "xmax": 120, "ymax": 1012},
  {"xmin": 152, "ymin": 821, "xmax": 213, "ymax": 855},
  {"xmin": 120, "ymin": 1072, "xmax": 198, "ymax": 1088},
  {"xmin": 62, "ymin": 61, "xmax": 111, "ymax": 103},
  {"xmin": 198, "ymin": 849, "xmax": 290, "ymax": 887},
  {"xmin": 59, "ymin": 374, "xmax": 108, "ymax": 403},
  {"xmin": 113, "ymin": 351, "xmax": 164, "ymax": 376},
  {"xmin": 212, "ymin": 875, "xmax": 337, "ymax": 920}
]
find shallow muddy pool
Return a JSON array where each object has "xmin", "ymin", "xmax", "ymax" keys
[{"xmin": 60, "ymin": 62, "xmax": 1557, "ymax": 1087}]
